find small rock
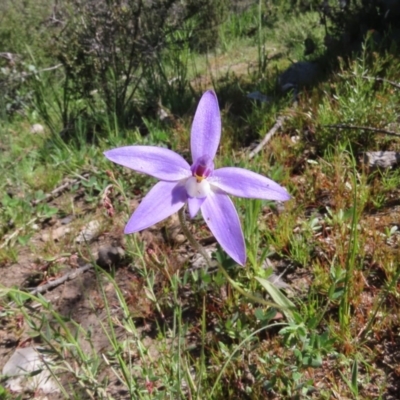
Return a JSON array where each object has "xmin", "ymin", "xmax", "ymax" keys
[
  {"xmin": 60, "ymin": 215, "xmax": 74, "ymax": 225},
  {"xmin": 41, "ymin": 225, "xmax": 71, "ymax": 242},
  {"xmin": 291, "ymin": 135, "xmax": 300, "ymax": 143},
  {"xmin": 96, "ymin": 244, "xmax": 125, "ymax": 268},
  {"xmin": 2, "ymin": 346, "xmax": 59, "ymax": 394},
  {"xmin": 30, "ymin": 123, "xmax": 45, "ymax": 134},
  {"xmin": 174, "ymin": 234, "xmax": 186, "ymax": 244},
  {"xmin": 75, "ymin": 220, "xmax": 101, "ymax": 243},
  {"xmin": 190, "ymin": 246, "xmax": 216, "ymax": 270}
]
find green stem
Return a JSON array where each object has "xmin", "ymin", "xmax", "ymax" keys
[
  {"xmin": 178, "ymin": 207, "xmax": 212, "ymax": 266},
  {"xmin": 359, "ymin": 263, "xmax": 400, "ymax": 341},
  {"xmin": 178, "ymin": 208, "xmax": 282, "ymax": 309}
]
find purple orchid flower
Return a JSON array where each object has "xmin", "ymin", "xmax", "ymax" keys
[{"xmin": 104, "ymin": 90, "xmax": 290, "ymax": 265}]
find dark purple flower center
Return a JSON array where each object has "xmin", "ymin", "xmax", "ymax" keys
[{"xmin": 191, "ymin": 155, "xmax": 214, "ymax": 182}]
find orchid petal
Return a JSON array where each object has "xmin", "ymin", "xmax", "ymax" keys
[
  {"xmin": 212, "ymin": 167, "xmax": 291, "ymax": 201},
  {"xmin": 201, "ymin": 191, "xmax": 245, "ymax": 265},
  {"xmin": 187, "ymin": 197, "xmax": 206, "ymax": 219},
  {"xmin": 191, "ymin": 91, "xmax": 221, "ymax": 162},
  {"xmin": 104, "ymin": 146, "xmax": 191, "ymax": 181},
  {"xmin": 125, "ymin": 181, "xmax": 187, "ymax": 233}
]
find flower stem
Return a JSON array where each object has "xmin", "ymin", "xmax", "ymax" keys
[
  {"xmin": 178, "ymin": 208, "xmax": 282, "ymax": 309},
  {"xmin": 178, "ymin": 208, "xmax": 212, "ymax": 267}
]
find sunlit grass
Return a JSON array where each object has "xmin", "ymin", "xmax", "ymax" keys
[{"xmin": 1, "ymin": 3, "xmax": 400, "ymax": 399}]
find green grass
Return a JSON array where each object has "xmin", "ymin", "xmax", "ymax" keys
[{"xmin": 1, "ymin": 2, "xmax": 400, "ymax": 399}]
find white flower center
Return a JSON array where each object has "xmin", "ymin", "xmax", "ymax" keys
[{"xmin": 185, "ymin": 176, "xmax": 211, "ymax": 198}]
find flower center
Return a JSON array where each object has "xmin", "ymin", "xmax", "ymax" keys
[
  {"xmin": 185, "ymin": 177, "xmax": 211, "ymax": 198},
  {"xmin": 185, "ymin": 155, "xmax": 214, "ymax": 198},
  {"xmin": 191, "ymin": 155, "xmax": 214, "ymax": 182}
]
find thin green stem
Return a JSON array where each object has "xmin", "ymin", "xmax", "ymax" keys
[
  {"xmin": 178, "ymin": 207, "xmax": 212, "ymax": 266},
  {"xmin": 340, "ymin": 150, "xmax": 360, "ymax": 333},
  {"xmin": 178, "ymin": 208, "xmax": 283, "ymax": 309},
  {"xmin": 209, "ymin": 322, "xmax": 286, "ymax": 397},
  {"xmin": 359, "ymin": 262, "xmax": 400, "ymax": 341}
]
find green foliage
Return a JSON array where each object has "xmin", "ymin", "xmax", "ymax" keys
[
  {"xmin": 220, "ymin": 4, "xmax": 259, "ymax": 44},
  {"xmin": 2, "ymin": 3, "xmax": 400, "ymax": 399},
  {"xmin": 0, "ymin": 0, "xmax": 53, "ymax": 59},
  {"xmin": 0, "ymin": 1, "xmax": 56, "ymax": 113},
  {"xmin": 186, "ymin": 0, "xmax": 229, "ymax": 53},
  {"xmin": 43, "ymin": 0, "xmax": 229, "ymax": 135},
  {"xmin": 273, "ymin": 11, "xmax": 325, "ymax": 60},
  {"xmin": 297, "ymin": 44, "xmax": 400, "ymax": 156},
  {"xmin": 321, "ymin": 0, "xmax": 400, "ymax": 56},
  {"xmin": 50, "ymin": 0, "xmax": 174, "ymax": 131}
]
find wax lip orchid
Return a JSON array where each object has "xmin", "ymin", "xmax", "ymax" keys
[{"xmin": 104, "ymin": 90, "xmax": 290, "ymax": 265}]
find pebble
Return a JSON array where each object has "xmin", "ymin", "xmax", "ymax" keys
[
  {"xmin": 75, "ymin": 220, "xmax": 101, "ymax": 243},
  {"xmin": 30, "ymin": 123, "xmax": 45, "ymax": 134},
  {"xmin": 2, "ymin": 346, "xmax": 59, "ymax": 394}
]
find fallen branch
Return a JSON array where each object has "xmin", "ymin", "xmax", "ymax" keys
[
  {"xmin": 249, "ymin": 116, "xmax": 286, "ymax": 159},
  {"xmin": 324, "ymin": 124, "xmax": 400, "ymax": 138},
  {"xmin": 0, "ymin": 218, "xmax": 37, "ymax": 249},
  {"xmin": 0, "ymin": 52, "xmax": 20, "ymax": 61},
  {"xmin": 31, "ymin": 172, "xmax": 90, "ymax": 206},
  {"xmin": 28, "ymin": 264, "xmax": 93, "ymax": 295},
  {"xmin": 360, "ymin": 75, "xmax": 400, "ymax": 90},
  {"xmin": 339, "ymin": 73, "xmax": 400, "ymax": 90},
  {"xmin": 2, "ymin": 64, "xmax": 63, "ymax": 83},
  {"xmin": 1, "ymin": 174, "xmax": 90, "ymax": 248}
]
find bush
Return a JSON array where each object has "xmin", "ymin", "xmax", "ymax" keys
[
  {"xmin": 46, "ymin": 0, "xmax": 230, "ymax": 136},
  {"xmin": 322, "ymin": 0, "xmax": 400, "ymax": 55},
  {"xmin": 0, "ymin": 0, "xmax": 55, "ymax": 114},
  {"xmin": 0, "ymin": 0, "xmax": 53, "ymax": 59},
  {"xmin": 186, "ymin": 0, "xmax": 229, "ymax": 52}
]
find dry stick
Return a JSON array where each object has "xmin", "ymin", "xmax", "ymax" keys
[
  {"xmin": 324, "ymin": 124, "xmax": 400, "ymax": 138},
  {"xmin": 3, "ymin": 64, "xmax": 63, "ymax": 82},
  {"xmin": 1, "ymin": 174, "xmax": 90, "ymax": 248},
  {"xmin": 31, "ymin": 173, "xmax": 90, "ymax": 206},
  {"xmin": 0, "ymin": 52, "xmax": 20, "ymax": 60},
  {"xmin": 178, "ymin": 208, "xmax": 281, "ymax": 308},
  {"xmin": 0, "ymin": 174, "xmax": 89, "ymax": 249},
  {"xmin": 360, "ymin": 75, "xmax": 400, "ymax": 90},
  {"xmin": 28, "ymin": 264, "xmax": 93, "ymax": 295},
  {"xmin": 249, "ymin": 116, "xmax": 286, "ymax": 159},
  {"xmin": 340, "ymin": 73, "xmax": 400, "ymax": 90},
  {"xmin": 0, "ymin": 218, "xmax": 37, "ymax": 249}
]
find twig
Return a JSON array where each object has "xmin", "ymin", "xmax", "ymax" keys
[
  {"xmin": 2, "ymin": 64, "xmax": 63, "ymax": 82},
  {"xmin": 1, "ymin": 174, "xmax": 90, "ymax": 248},
  {"xmin": 28, "ymin": 264, "xmax": 93, "ymax": 295},
  {"xmin": 0, "ymin": 218, "xmax": 37, "ymax": 249},
  {"xmin": 324, "ymin": 124, "xmax": 400, "ymax": 138},
  {"xmin": 0, "ymin": 52, "xmax": 20, "ymax": 61},
  {"xmin": 249, "ymin": 116, "xmax": 286, "ymax": 159},
  {"xmin": 360, "ymin": 75, "xmax": 400, "ymax": 90},
  {"xmin": 31, "ymin": 172, "xmax": 90, "ymax": 206},
  {"xmin": 339, "ymin": 73, "xmax": 400, "ymax": 90},
  {"xmin": 35, "ymin": 64, "xmax": 63, "ymax": 74}
]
